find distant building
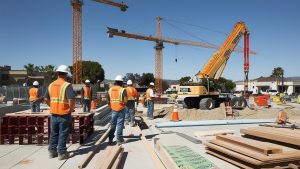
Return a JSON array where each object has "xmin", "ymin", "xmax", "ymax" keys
[
  {"xmin": 0, "ymin": 67, "xmax": 52, "ymax": 86},
  {"xmin": 235, "ymin": 76, "xmax": 300, "ymax": 95}
]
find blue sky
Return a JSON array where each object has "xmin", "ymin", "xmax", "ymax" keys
[{"xmin": 1, "ymin": 0, "xmax": 299, "ymax": 81}]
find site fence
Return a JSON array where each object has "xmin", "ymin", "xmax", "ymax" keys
[{"xmin": 0, "ymin": 86, "xmax": 47, "ymax": 101}]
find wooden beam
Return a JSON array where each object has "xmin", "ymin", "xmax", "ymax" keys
[
  {"xmin": 136, "ymin": 127, "xmax": 166, "ymax": 169},
  {"xmin": 110, "ymin": 147, "xmax": 124, "ymax": 169},
  {"xmin": 216, "ymin": 135, "xmax": 282, "ymax": 155},
  {"xmin": 154, "ymin": 139, "xmax": 180, "ymax": 169},
  {"xmin": 241, "ymin": 127, "xmax": 300, "ymax": 146},
  {"xmin": 78, "ymin": 127, "xmax": 111, "ymax": 169},
  {"xmin": 94, "ymin": 145, "xmax": 122, "ymax": 169}
]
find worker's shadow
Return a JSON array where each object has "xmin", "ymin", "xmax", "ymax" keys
[{"xmin": 67, "ymin": 128, "xmax": 109, "ymax": 158}]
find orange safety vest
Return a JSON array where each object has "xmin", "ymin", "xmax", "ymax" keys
[
  {"xmin": 29, "ymin": 88, "xmax": 39, "ymax": 102},
  {"xmin": 146, "ymin": 88, "xmax": 153, "ymax": 101},
  {"xmin": 48, "ymin": 78, "xmax": 71, "ymax": 115},
  {"xmin": 108, "ymin": 85, "xmax": 126, "ymax": 111},
  {"xmin": 83, "ymin": 86, "xmax": 92, "ymax": 99},
  {"xmin": 126, "ymin": 86, "xmax": 138, "ymax": 101}
]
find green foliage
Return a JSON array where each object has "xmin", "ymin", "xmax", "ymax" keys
[
  {"xmin": 217, "ymin": 77, "xmax": 236, "ymax": 92},
  {"xmin": 124, "ymin": 73, "xmax": 141, "ymax": 83},
  {"xmin": 179, "ymin": 76, "xmax": 191, "ymax": 84},
  {"xmin": 271, "ymin": 67, "xmax": 284, "ymax": 91},
  {"xmin": 82, "ymin": 61, "xmax": 105, "ymax": 83},
  {"xmin": 139, "ymin": 73, "xmax": 154, "ymax": 86},
  {"xmin": 24, "ymin": 63, "xmax": 35, "ymax": 72}
]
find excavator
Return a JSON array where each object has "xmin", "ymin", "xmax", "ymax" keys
[{"xmin": 177, "ymin": 21, "xmax": 250, "ymax": 110}]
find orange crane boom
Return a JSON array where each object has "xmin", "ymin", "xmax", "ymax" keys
[
  {"xmin": 107, "ymin": 17, "xmax": 256, "ymax": 94},
  {"xmin": 71, "ymin": 0, "xmax": 128, "ymax": 84}
]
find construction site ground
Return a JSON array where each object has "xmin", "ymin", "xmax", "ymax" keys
[{"xmin": 1, "ymin": 102, "xmax": 300, "ymax": 169}]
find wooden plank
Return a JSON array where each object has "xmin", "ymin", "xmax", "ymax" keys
[
  {"xmin": 194, "ymin": 129, "xmax": 234, "ymax": 137},
  {"xmin": 216, "ymin": 135, "xmax": 282, "ymax": 155},
  {"xmin": 209, "ymin": 139, "xmax": 300, "ymax": 163},
  {"xmin": 78, "ymin": 126, "xmax": 111, "ymax": 169},
  {"xmin": 241, "ymin": 128, "xmax": 300, "ymax": 146},
  {"xmin": 94, "ymin": 145, "xmax": 122, "ymax": 169},
  {"xmin": 206, "ymin": 149, "xmax": 254, "ymax": 169},
  {"xmin": 205, "ymin": 142, "xmax": 264, "ymax": 165},
  {"xmin": 154, "ymin": 139, "xmax": 180, "ymax": 169},
  {"xmin": 175, "ymin": 132, "xmax": 202, "ymax": 144},
  {"xmin": 110, "ymin": 148, "xmax": 124, "ymax": 169},
  {"xmin": 136, "ymin": 127, "xmax": 166, "ymax": 169}
]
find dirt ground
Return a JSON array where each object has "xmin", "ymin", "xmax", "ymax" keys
[{"xmin": 156, "ymin": 103, "xmax": 300, "ymax": 122}]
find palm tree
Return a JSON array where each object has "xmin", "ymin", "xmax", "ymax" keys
[
  {"xmin": 271, "ymin": 67, "xmax": 284, "ymax": 92},
  {"xmin": 24, "ymin": 63, "xmax": 35, "ymax": 75}
]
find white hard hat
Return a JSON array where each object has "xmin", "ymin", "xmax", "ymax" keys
[
  {"xmin": 56, "ymin": 65, "xmax": 70, "ymax": 74},
  {"xmin": 114, "ymin": 75, "xmax": 123, "ymax": 81},
  {"xmin": 85, "ymin": 79, "xmax": 90, "ymax": 83},
  {"xmin": 150, "ymin": 82, "xmax": 154, "ymax": 86},
  {"xmin": 33, "ymin": 81, "xmax": 39, "ymax": 86},
  {"xmin": 127, "ymin": 80, "xmax": 132, "ymax": 85}
]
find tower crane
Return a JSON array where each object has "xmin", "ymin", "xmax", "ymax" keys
[
  {"xmin": 71, "ymin": 0, "xmax": 128, "ymax": 84},
  {"xmin": 107, "ymin": 17, "xmax": 256, "ymax": 94}
]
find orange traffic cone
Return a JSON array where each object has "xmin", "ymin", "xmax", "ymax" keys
[{"xmin": 171, "ymin": 104, "xmax": 180, "ymax": 122}]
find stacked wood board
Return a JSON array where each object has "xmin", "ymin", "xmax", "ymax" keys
[
  {"xmin": 205, "ymin": 135, "xmax": 300, "ymax": 168},
  {"xmin": 240, "ymin": 126, "xmax": 300, "ymax": 147}
]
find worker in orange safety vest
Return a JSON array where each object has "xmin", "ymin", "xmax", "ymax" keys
[
  {"xmin": 81, "ymin": 79, "xmax": 92, "ymax": 112},
  {"xmin": 107, "ymin": 75, "xmax": 127, "ymax": 145},
  {"xmin": 146, "ymin": 82, "xmax": 155, "ymax": 120},
  {"xmin": 44, "ymin": 65, "xmax": 75, "ymax": 160},
  {"xmin": 29, "ymin": 81, "xmax": 43, "ymax": 112},
  {"xmin": 125, "ymin": 80, "xmax": 139, "ymax": 126}
]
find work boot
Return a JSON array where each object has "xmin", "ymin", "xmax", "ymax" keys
[
  {"xmin": 117, "ymin": 138, "xmax": 126, "ymax": 145},
  {"xmin": 48, "ymin": 150, "xmax": 58, "ymax": 159},
  {"xmin": 58, "ymin": 152, "xmax": 70, "ymax": 160},
  {"xmin": 124, "ymin": 121, "xmax": 129, "ymax": 125},
  {"xmin": 108, "ymin": 139, "xmax": 114, "ymax": 146}
]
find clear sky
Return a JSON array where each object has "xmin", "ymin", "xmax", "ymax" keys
[{"xmin": 1, "ymin": 0, "xmax": 299, "ymax": 81}]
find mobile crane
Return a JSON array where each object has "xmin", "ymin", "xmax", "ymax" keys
[{"xmin": 177, "ymin": 21, "xmax": 251, "ymax": 110}]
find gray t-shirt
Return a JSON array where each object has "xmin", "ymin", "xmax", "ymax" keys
[{"xmin": 44, "ymin": 84, "xmax": 75, "ymax": 100}]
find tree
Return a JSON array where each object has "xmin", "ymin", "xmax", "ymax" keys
[
  {"xmin": 271, "ymin": 67, "xmax": 284, "ymax": 92},
  {"xmin": 217, "ymin": 77, "xmax": 236, "ymax": 92},
  {"xmin": 24, "ymin": 63, "xmax": 35, "ymax": 73},
  {"xmin": 124, "ymin": 73, "xmax": 141, "ymax": 83},
  {"xmin": 82, "ymin": 61, "xmax": 105, "ymax": 83},
  {"xmin": 139, "ymin": 73, "xmax": 154, "ymax": 86},
  {"xmin": 179, "ymin": 76, "xmax": 191, "ymax": 84}
]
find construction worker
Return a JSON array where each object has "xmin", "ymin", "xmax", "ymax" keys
[
  {"xmin": 81, "ymin": 79, "xmax": 92, "ymax": 112},
  {"xmin": 44, "ymin": 65, "xmax": 75, "ymax": 160},
  {"xmin": 125, "ymin": 80, "xmax": 139, "ymax": 126},
  {"xmin": 107, "ymin": 75, "xmax": 127, "ymax": 145},
  {"xmin": 29, "ymin": 81, "xmax": 43, "ymax": 112},
  {"xmin": 146, "ymin": 82, "xmax": 155, "ymax": 120}
]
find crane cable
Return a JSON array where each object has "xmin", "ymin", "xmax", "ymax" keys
[{"xmin": 163, "ymin": 18, "xmax": 228, "ymax": 36}]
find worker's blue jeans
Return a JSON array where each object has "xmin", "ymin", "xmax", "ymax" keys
[
  {"xmin": 30, "ymin": 101, "xmax": 40, "ymax": 112},
  {"xmin": 147, "ymin": 100, "xmax": 154, "ymax": 118},
  {"xmin": 125, "ymin": 101, "xmax": 135, "ymax": 126},
  {"xmin": 109, "ymin": 107, "xmax": 126, "ymax": 142},
  {"xmin": 48, "ymin": 114, "xmax": 71, "ymax": 154},
  {"xmin": 83, "ymin": 99, "xmax": 91, "ymax": 112}
]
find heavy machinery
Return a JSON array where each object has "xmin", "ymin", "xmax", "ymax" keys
[{"xmin": 177, "ymin": 21, "xmax": 251, "ymax": 110}]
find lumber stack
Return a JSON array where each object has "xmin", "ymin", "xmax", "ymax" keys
[
  {"xmin": 240, "ymin": 126, "xmax": 300, "ymax": 147},
  {"xmin": 205, "ymin": 135, "xmax": 300, "ymax": 168}
]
